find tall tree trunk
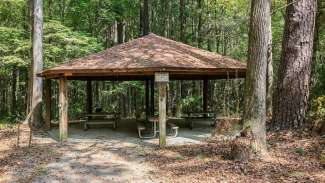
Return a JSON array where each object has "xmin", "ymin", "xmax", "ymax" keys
[
  {"xmin": 117, "ymin": 21, "xmax": 124, "ymax": 44},
  {"xmin": 143, "ymin": 0, "xmax": 149, "ymax": 36},
  {"xmin": 179, "ymin": 0, "xmax": 186, "ymax": 42},
  {"xmin": 163, "ymin": 0, "xmax": 170, "ymax": 37},
  {"xmin": 11, "ymin": 67, "xmax": 18, "ymax": 116},
  {"xmin": 31, "ymin": 0, "xmax": 43, "ymax": 127},
  {"xmin": 266, "ymin": 3, "xmax": 273, "ymax": 117},
  {"xmin": 272, "ymin": 0, "xmax": 316, "ymax": 129},
  {"xmin": 175, "ymin": 81, "xmax": 182, "ymax": 117},
  {"xmin": 243, "ymin": 0, "xmax": 271, "ymax": 156},
  {"xmin": 311, "ymin": 0, "xmax": 324, "ymax": 88},
  {"xmin": 197, "ymin": 0, "xmax": 203, "ymax": 48},
  {"xmin": 140, "ymin": 0, "xmax": 144, "ymax": 34}
]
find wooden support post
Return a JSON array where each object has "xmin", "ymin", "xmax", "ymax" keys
[
  {"xmin": 59, "ymin": 76, "xmax": 68, "ymax": 142},
  {"xmin": 155, "ymin": 72, "xmax": 169, "ymax": 148},
  {"xmin": 150, "ymin": 78, "xmax": 155, "ymax": 115},
  {"xmin": 145, "ymin": 78, "xmax": 150, "ymax": 119},
  {"xmin": 203, "ymin": 79, "xmax": 208, "ymax": 115},
  {"xmin": 44, "ymin": 79, "xmax": 51, "ymax": 130},
  {"xmin": 86, "ymin": 80, "xmax": 92, "ymax": 114}
]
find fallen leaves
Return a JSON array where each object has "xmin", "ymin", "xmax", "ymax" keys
[
  {"xmin": 145, "ymin": 131, "xmax": 325, "ymax": 183},
  {"xmin": 0, "ymin": 127, "xmax": 60, "ymax": 183}
]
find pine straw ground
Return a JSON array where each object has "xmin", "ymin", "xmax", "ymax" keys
[
  {"xmin": 0, "ymin": 124, "xmax": 324, "ymax": 183},
  {"xmin": 0, "ymin": 125, "xmax": 60, "ymax": 183},
  {"xmin": 146, "ymin": 131, "xmax": 325, "ymax": 183}
]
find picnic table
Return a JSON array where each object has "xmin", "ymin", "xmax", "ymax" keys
[
  {"xmin": 84, "ymin": 112, "xmax": 120, "ymax": 130},
  {"xmin": 183, "ymin": 112, "xmax": 216, "ymax": 129},
  {"xmin": 137, "ymin": 116, "xmax": 180, "ymax": 139}
]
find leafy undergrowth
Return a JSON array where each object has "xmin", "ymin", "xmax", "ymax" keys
[
  {"xmin": 146, "ymin": 131, "xmax": 325, "ymax": 183},
  {"xmin": 0, "ymin": 125, "xmax": 60, "ymax": 183}
]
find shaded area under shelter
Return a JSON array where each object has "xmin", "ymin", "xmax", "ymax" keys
[{"xmin": 38, "ymin": 33, "xmax": 246, "ymax": 147}]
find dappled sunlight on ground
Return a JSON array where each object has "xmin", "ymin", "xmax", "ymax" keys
[{"xmin": 2, "ymin": 120, "xmax": 323, "ymax": 183}]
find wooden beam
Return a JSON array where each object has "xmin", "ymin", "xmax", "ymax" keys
[
  {"xmin": 44, "ymin": 79, "xmax": 51, "ymax": 130},
  {"xmin": 155, "ymin": 72, "xmax": 169, "ymax": 148},
  {"xmin": 150, "ymin": 78, "xmax": 155, "ymax": 115},
  {"xmin": 145, "ymin": 79, "xmax": 150, "ymax": 119},
  {"xmin": 59, "ymin": 76, "xmax": 68, "ymax": 142},
  {"xmin": 203, "ymin": 79, "xmax": 208, "ymax": 115},
  {"xmin": 86, "ymin": 80, "xmax": 92, "ymax": 114}
]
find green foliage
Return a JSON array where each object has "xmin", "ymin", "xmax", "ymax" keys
[
  {"xmin": 0, "ymin": 0, "xmax": 27, "ymax": 28},
  {"xmin": 294, "ymin": 147, "xmax": 305, "ymax": 156},
  {"xmin": 181, "ymin": 96, "xmax": 202, "ymax": 114},
  {"xmin": 43, "ymin": 20, "xmax": 103, "ymax": 68},
  {"xmin": 175, "ymin": 153, "xmax": 185, "ymax": 160},
  {"xmin": 310, "ymin": 96, "xmax": 325, "ymax": 123},
  {"xmin": 0, "ymin": 0, "xmax": 323, "ymax": 122},
  {"xmin": 0, "ymin": 119, "xmax": 17, "ymax": 129}
]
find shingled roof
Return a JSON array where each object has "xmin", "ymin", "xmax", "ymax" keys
[{"xmin": 39, "ymin": 33, "xmax": 246, "ymax": 80}]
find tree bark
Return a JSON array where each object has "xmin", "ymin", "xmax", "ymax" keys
[
  {"xmin": 311, "ymin": 0, "xmax": 324, "ymax": 88},
  {"xmin": 163, "ymin": 0, "xmax": 170, "ymax": 37},
  {"xmin": 11, "ymin": 67, "xmax": 18, "ymax": 116},
  {"xmin": 243, "ymin": 0, "xmax": 271, "ymax": 156},
  {"xmin": 197, "ymin": 0, "xmax": 203, "ymax": 48},
  {"xmin": 140, "ymin": 0, "xmax": 150, "ymax": 36},
  {"xmin": 31, "ymin": 0, "xmax": 43, "ymax": 127},
  {"xmin": 272, "ymin": 0, "xmax": 316, "ymax": 129},
  {"xmin": 266, "ymin": 3, "xmax": 273, "ymax": 117},
  {"xmin": 117, "ymin": 22, "xmax": 124, "ymax": 44},
  {"xmin": 179, "ymin": 0, "xmax": 186, "ymax": 42}
]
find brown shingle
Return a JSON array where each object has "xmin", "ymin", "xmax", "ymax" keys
[{"xmin": 39, "ymin": 33, "xmax": 246, "ymax": 79}]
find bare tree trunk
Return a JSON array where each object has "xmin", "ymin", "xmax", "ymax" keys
[
  {"xmin": 11, "ymin": 67, "xmax": 18, "ymax": 116},
  {"xmin": 266, "ymin": 3, "xmax": 273, "ymax": 117},
  {"xmin": 143, "ymin": 0, "xmax": 149, "ymax": 36},
  {"xmin": 117, "ymin": 21, "xmax": 124, "ymax": 44},
  {"xmin": 197, "ymin": 0, "xmax": 203, "ymax": 48},
  {"xmin": 242, "ymin": 0, "xmax": 271, "ymax": 156},
  {"xmin": 179, "ymin": 0, "xmax": 186, "ymax": 42},
  {"xmin": 272, "ymin": 0, "xmax": 316, "ymax": 129},
  {"xmin": 31, "ymin": 0, "xmax": 43, "ymax": 127},
  {"xmin": 311, "ymin": 0, "xmax": 324, "ymax": 88},
  {"xmin": 163, "ymin": 0, "xmax": 170, "ymax": 37},
  {"xmin": 175, "ymin": 81, "xmax": 182, "ymax": 117}
]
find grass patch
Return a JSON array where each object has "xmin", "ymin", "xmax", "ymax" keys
[
  {"xmin": 196, "ymin": 153, "xmax": 206, "ymax": 160},
  {"xmin": 35, "ymin": 164, "xmax": 48, "ymax": 176},
  {"xmin": 175, "ymin": 153, "xmax": 185, "ymax": 160},
  {"xmin": 294, "ymin": 147, "xmax": 305, "ymax": 156},
  {"xmin": 289, "ymin": 171, "xmax": 305, "ymax": 178},
  {"xmin": 0, "ymin": 120, "xmax": 17, "ymax": 129}
]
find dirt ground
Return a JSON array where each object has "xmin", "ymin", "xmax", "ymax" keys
[{"xmin": 0, "ymin": 121, "xmax": 325, "ymax": 183}]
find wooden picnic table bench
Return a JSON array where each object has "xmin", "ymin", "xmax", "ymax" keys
[
  {"xmin": 84, "ymin": 112, "xmax": 120, "ymax": 130},
  {"xmin": 137, "ymin": 116, "xmax": 180, "ymax": 139},
  {"xmin": 183, "ymin": 112, "xmax": 216, "ymax": 129}
]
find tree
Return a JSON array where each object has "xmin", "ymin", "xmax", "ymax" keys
[
  {"xmin": 179, "ymin": 0, "xmax": 185, "ymax": 42},
  {"xmin": 31, "ymin": 0, "xmax": 43, "ymax": 127},
  {"xmin": 140, "ymin": 0, "xmax": 149, "ymax": 36},
  {"xmin": 272, "ymin": 0, "xmax": 317, "ymax": 129},
  {"xmin": 266, "ymin": 3, "xmax": 273, "ymax": 117},
  {"xmin": 242, "ymin": 0, "xmax": 271, "ymax": 155}
]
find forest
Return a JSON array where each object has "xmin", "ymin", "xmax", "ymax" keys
[{"xmin": 0, "ymin": 0, "xmax": 325, "ymax": 182}]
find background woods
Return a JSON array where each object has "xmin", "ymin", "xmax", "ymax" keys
[{"xmin": 0, "ymin": 0, "xmax": 324, "ymax": 132}]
